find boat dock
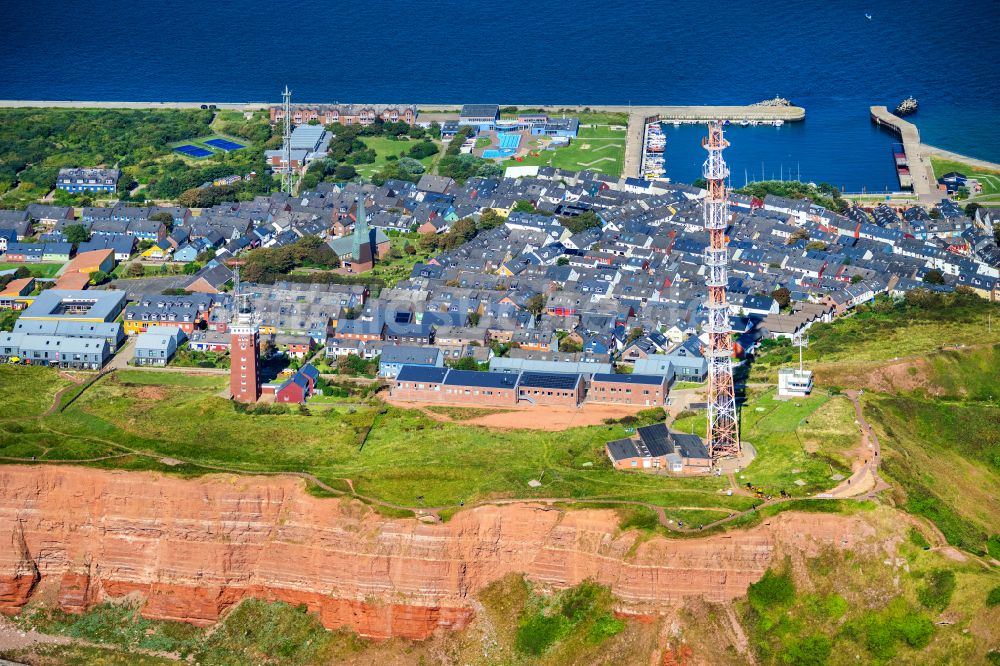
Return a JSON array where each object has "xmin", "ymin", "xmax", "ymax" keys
[
  {"xmin": 621, "ymin": 105, "xmax": 805, "ymax": 178},
  {"xmin": 869, "ymin": 106, "xmax": 937, "ymax": 202}
]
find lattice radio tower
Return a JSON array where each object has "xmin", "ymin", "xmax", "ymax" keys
[
  {"xmin": 701, "ymin": 122, "xmax": 740, "ymax": 460},
  {"xmin": 282, "ymin": 85, "xmax": 293, "ymax": 195}
]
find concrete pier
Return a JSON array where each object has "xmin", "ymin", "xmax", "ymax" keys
[{"xmin": 870, "ymin": 106, "xmax": 937, "ymax": 202}]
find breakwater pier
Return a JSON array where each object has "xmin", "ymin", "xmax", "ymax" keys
[{"xmin": 869, "ymin": 105, "xmax": 937, "ymax": 202}]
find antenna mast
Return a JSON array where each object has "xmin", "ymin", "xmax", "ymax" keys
[
  {"xmin": 283, "ymin": 85, "xmax": 293, "ymax": 195},
  {"xmin": 702, "ymin": 121, "xmax": 740, "ymax": 462}
]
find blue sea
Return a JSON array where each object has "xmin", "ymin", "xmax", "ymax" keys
[{"xmin": 1, "ymin": 0, "xmax": 997, "ymax": 191}]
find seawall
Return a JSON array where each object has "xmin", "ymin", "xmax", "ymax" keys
[{"xmin": 0, "ymin": 100, "xmax": 805, "ymax": 121}]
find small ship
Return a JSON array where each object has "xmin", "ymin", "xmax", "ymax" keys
[{"xmin": 895, "ymin": 96, "xmax": 918, "ymax": 116}]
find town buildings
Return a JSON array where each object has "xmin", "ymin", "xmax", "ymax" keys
[
  {"xmin": 270, "ymin": 104, "xmax": 417, "ymax": 126},
  {"xmin": 134, "ymin": 326, "xmax": 187, "ymax": 366},
  {"xmin": 56, "ymin": 168, "xmax": 121, "ymax": 193}
]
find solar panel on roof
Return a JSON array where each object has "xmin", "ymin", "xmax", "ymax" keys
[
  {"xmin": 519, "ymin": 372, "xmax": 580, "ymax": 390},
  {"xmin": 396, "ymin": 365, "xmax": 448, "ymax": 383},
  {"xmin": 444, "ymin": 370, "xmax": 518, "ymax": 389},
  {"xmin": 636, "ymin": 423, "xmax": 673, "ymax": 457}
]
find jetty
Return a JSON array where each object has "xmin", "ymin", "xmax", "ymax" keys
[
  {"xmin": 870, "ymin": 106, "xmax": 937, "ymax": 202},
  {"xmin": 618, "ymin": 104, "xmax": 805, "ymax": 178}
]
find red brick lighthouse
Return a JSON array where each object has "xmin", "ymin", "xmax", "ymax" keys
[{"xmin": 229, "ymin": 263, "xmax": 260, "ymax": 403}]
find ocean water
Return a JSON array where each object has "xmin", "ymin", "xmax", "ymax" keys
[{"xmin": 0, "ymin": 0, "xmax": 997, "ymax": 190}]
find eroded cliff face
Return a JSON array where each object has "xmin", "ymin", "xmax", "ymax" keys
[{"xmin": 0, "ymin": 466, "xmax": 873, "ymax": 639}]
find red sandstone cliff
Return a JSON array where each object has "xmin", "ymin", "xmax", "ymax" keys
[{"xmin": 0, "ymin": 466, "xmax": 873, "ymax": 639}]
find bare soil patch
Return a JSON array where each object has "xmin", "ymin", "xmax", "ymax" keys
[
  {"xmin": 134, "ymin": 386, "xmax": 168, "ymax": 401},
  {"xmin": 386, "ymin": 398, "xmax": 648, "ymax": 431}
]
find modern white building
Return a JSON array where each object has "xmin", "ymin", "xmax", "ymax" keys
[{"xmin": 778, "ymin": 367, "xmax": 813, "ymax": 397}]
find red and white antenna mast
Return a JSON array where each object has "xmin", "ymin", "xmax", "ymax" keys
[{"xmin": 702, "ymin": 122, "xmax": 740, "ymax": 460}]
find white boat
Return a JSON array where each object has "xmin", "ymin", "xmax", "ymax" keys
[{"xmin": 774, "ymin": 119, "xmax": 784, "ymax": 127}]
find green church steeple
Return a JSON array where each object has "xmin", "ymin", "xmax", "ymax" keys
[{"xmin": 351, "ymin": 196, "xmax": 370, "ymax": 262}]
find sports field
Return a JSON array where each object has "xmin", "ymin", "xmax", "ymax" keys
[
  {"xmin": 499, "ymin": 124, "xmax": 626, "ymax": 176},
  {"xmin": 168, "ymin": 134, "xmax": 247, "ymax": 160},
  {"xmin": 0, "ymin": 262, "xmax": 63, "ymax": 277}
]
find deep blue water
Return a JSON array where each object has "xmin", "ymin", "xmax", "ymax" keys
[{"xmin": 1, "ymin": 0, "xmax": 997, "ymax": 190}]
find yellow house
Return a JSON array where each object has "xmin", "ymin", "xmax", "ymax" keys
[{"xmin": 141, "ymin": 243, "xmax": 172, "ymax": 260}]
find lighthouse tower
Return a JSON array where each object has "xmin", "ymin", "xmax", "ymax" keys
[{"xmin": 229, "ymin": 263, "xmax": 260, "ymax": 403}]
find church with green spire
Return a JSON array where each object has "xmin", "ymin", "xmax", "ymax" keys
[{"xmin": 327, "ymin": 196, "xmax": 388, "ymax": 274}]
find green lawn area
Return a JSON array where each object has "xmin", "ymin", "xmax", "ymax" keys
[
  {"xmin": 737, "ymin": 390, "xmax": 853, "ymax": 495},
  {"xmin": 930, "ymin": 157, "xmax": 1000, "ymax": 196},
  {"xmin": 0, "ymin": 367, "xmax": 770, "ymax": 516},
  {"xmin": 751, "ymin": 297, "xmax": 1000, "ymax": 385},
  {"xmin": 354, "ymin": 136, "xmax": 439, "ymax": 177},
  {"xmin": 495, "ymin": 125, "xmax": 626, "ymax": 177},
  {"xmin": 366, "ymin": 232, "xmax": 435, "ymax": 287},
  {"xmin": 0, "ymin": 365, "xmax": 74, "ymax": 419},
  {"xmin": 0, "ymin": 262, "xmax": 64, "ymax": 278}
]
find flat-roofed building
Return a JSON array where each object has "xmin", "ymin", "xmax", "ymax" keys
[
  {"xmin": 459, "ymin": 104, "xmax": 500, "ymax": 130},
  {"xmin": 19, "ymin": 289, "xmax": 126, "ymax": 323},
  {"xmin": 778, "ymin": 367, "xmax": 813, "ymax": 397},
  {"xmin": 589, "ymin": 373, "xmax": 669, "ymax": 406},
  {"xmin": 517, "ymin": 371, "xmax": 584, "ymax": 406}
]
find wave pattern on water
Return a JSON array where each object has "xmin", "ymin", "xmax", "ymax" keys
[{"xmin": 0, "ymin": 0, "xmax": 997, "ymax": 185}]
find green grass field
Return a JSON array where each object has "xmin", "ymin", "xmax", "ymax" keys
[
  {"xmin": 930, "ymin": 156, "xmax": 1000, "ymax": 196},
  {"xmin": 747, "ymin": 296, "xmax": 1000, "ymax": 556},
  {"xmin": 354, "ymin": 136, "xmax": 439, "ymax": 177},
  {"xmin": 0, "ymin": 367, "xmax": 809, "ymax": 515},
  {"xmin": 495, "ymin": 125, "xmax": 626, "ymax": 176},
  {"xmin": 366, "ymin": 232, "xmax": 435, "ymax": 287},
  {"xmin": 0, "ymin": 261, "xmax": 64, "ymax": 277},
  {"xmin": 751, "ymin": 296, "xmax": 1000, "ymax": 385}
]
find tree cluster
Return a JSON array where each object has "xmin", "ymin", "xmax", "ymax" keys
[
  {"xmin": 558, "ymin": 210, "xmax": 601, "ymax": 234},
  {"xmin": 240, "ymin": 235, "xmax": 340, "ymax": 283},
  {"xmin": 437, "ymin": 154, "xmax": 503, "ymax": 182},
  {"xmin": 736, "ymin": 180, "xmax": 848, "ymax": 213}
]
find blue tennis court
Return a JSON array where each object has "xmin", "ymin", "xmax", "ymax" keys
[
  {"xmin": 204, "ymin": 138, "xmax": 245, "ymax": 152},
  {"xmin": 174, "ymin": 145, "xmax": 213, "ymax": 158}
]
